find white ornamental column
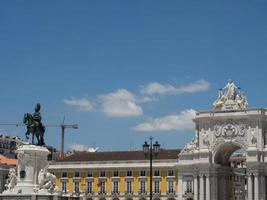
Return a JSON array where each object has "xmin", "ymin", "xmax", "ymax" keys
[
  {"xmin": 194, "ymin": 175, "xmax": 198, "ymax": 200},
  {"xmin": 254, "ymin": 173, "xmax": 259, "ymax": 200},
  {"xmin": 178, "ymin": 175, "xmax": 183, "ymax": 200},
  {"xmin": 199, "ymin": 174, "xmax": 205, "ymax": 200},
  {"xmin": 211, "ymin": 174, "xmax": 218, "ymax": 200},
  {"xmin": 261, "ymin": 175, "xmax": 266, "ymax": 200},
  {"xmin": 247, "ymin": 173, "xmax": 253, "ymax": 200},
  {"xmin": 206, "ymin": 175, "xmax": 210, "ymax": 200}
]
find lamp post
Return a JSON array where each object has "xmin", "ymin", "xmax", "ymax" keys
[{"xmin": 143, "ymin": 136, "xmax": 160, "ymax": 200}]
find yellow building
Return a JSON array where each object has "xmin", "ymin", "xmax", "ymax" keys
[{"xmin": 49, "ymin": 149, "xmax": 180, "ymax": 200}]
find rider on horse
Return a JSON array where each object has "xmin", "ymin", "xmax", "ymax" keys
[
  {"xmin": 32, "ymin": 103, "xmax": 42, "ymax": 128},
  {"xmin": 24, "ymin": 103, "xmax": 45, "ymax": 146}
]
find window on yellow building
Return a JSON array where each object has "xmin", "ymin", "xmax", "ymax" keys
[
  {"xmin": 168, "ymin": 180, "xmax": 174, "ymax": 193},
  {"xmin": 62, "ymin": 172, "xmax": 67, "ymax": 178},
  {"xmin": 100, "ymin": 171, "xmax": 106, "ymax": 177},
  {"xmin": 168, "ymin": 170, "xmax": 174, "ymax": 176},
  {"xmin": 140, "ymin": 181, "xmax": 146, "ymax": 194},
  {"xmin": 75, "ymin": 171, "xmax": 80, "ymax": 177},
  {"xmin": 74, "ymin": 181, "xmax": 80, "ymax": 194},
  {"xmin": 154, "ymin": 170, "xmax": 160, "ymax": 177},
  {"xmin": 126, "ymin": 170, "xmax": 132, "ymax": 177},
  {"xmin": 113, "ymin": 181, "xmax": 119, "ymax": 194},
  {"xmin": 154, "ymin": 180, "xmax": 160, "ymax": 194},
  {"xmin": 126, "ymin": 181, "xmax": 132, "ymax": 194},
  {"xmin": 113, "ymin": 170, "xmax": 119, "ymax": 177},
  {"xmin": 62, "ymin": 181, "xmax": 67, "ymax": 193},
  {"xmin": 87, "ymin": 171, "xmax": 93, "ymax": 177},
  {"xmin": 87, "ymin": 181, "xmax": 93, "ymax": 194},
  {"xmin": 140, "ymin": 170, "xmax": 146, "ymax": 176},
  {"xmin": 99, "ymin": 181, "xmax": 106, "ymax": 194}
]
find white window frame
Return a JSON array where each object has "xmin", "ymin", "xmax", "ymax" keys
[
  {"xmin": 112, "ymin": 180, "xmax": 119, "ymax": 194},
  {"xmin": 74, "ymin": 181, "xmax": 80, "ymax": 194},
  {"xmin": 154, "ymin": 180, "xmax": 160, "ymax": 194},
  {"xmin": 99, "ymin": 181, "xmax": 106, "ymax": 194},
  {"xmin": 167, "ymin": 180, "xmax": 174, "ymax": 193},
  {"xmin": 140, "ymin": 180, "xmax": 146, "ymax": 193},
  {"xmin": 61, "ymin": 181, "xmax": 67, "ymax": 193},
  {"xmin": 126, "ymin": 180, "xmax": 133, "ymax": 194},
  {"xmin": 154, "ymin": 169, "xmax": 160, "ymax": 177},
  {"xmin": 87, "ymin": 181, "xmax": 93, "ymax": 194}
]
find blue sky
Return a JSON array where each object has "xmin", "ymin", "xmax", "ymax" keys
[{"xmin": 1, "ymin": 1, "xmax": 267, "ymax": 152}]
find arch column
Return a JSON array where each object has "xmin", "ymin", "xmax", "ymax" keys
[
  {"xmin": 199, "ymin": 174, "xmax": 205, "ymax": 200},
  {"xmin": 206, "ymin": 175, "xmax": 210, "ymax": 200},
  {"xmin": 260, "ymin": 175, "xmax": 266, "ymax": 200},
  {"xmin": 254, "ymin": 173, "xmax": 259, "ymax": 200},
  {"xmin": 247, "ymin": 173, "xmax": 253, "ymax": 200},
  {"xmin": 194, "ymin": 175, "xmax": 198, "ymax": 200},
  {"xmin": 210, "ymin": 174, "xmax": 218, "ymax": 200},
  {"xmin": 178, "ymin": 175, "xmax": 183, "ymax": 200}
]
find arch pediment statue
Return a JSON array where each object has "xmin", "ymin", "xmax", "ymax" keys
[{"xmin": 213, "ymin": 80, "xmax": 248, "ymax": 111}]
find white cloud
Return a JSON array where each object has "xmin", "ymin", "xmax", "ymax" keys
[
  {"xmin": 63, "ymin": 97, "xmax": 93, "ymax": 111},
  {"xmin": 177, "ymin": 79, "xmax": 210, "ymax": 93},
  {"xmin": 134, "ymin": 109, "xmax": 196, "ymax": 131},
  {"xmin": 99, "ymin": 89, "xmax": 143, "ymax": 117},
  {"xmin": 69, "ymin": 143, "xmax": 88, "ymax": 152},
  {"xmin": 140, "ymin": 82, "xmax": 177, "ymax": 95},
  {"xmin": 69, "ymin": 144, "xmax": 99, "ymax": 152},
  {"xmin": 140, "ymin": 80, "xmax": 210, "ymax": 95}
]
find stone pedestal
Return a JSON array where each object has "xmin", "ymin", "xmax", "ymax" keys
[
  {"xmin": 1, "ymin": 145, "xmax": 61, "ymax": 200},
  {"xmin": 4, "ymin": 145, "xmax": 50, "ymax": 195}
]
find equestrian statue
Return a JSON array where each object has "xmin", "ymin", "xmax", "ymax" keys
[{"xmin": 23, "ymin": 103, "xmax": 45, "ymax": 146}]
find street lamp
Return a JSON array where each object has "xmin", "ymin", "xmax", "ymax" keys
[{"xmin": 143, "ymin": 136, "xmax": 160, "ymax": 200}]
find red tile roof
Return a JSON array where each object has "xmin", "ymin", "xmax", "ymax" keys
[
  {"xmin": 57, "ymin": 149, "xmax": 180, "ymax": 162},
  {"xmin": 0, "ymin": 155, "xmax": 18, "ymax": 166}
]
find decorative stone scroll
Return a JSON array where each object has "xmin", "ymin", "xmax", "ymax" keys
[{"xmin": 214, "ymin": 124, "xmax": 247, "ymax": 138}]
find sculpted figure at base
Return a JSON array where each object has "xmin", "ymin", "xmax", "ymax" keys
[
  {"xmin": 213, "ymin": 80, "xmax": 248, "ymax": 111},
  {"xmin": 222, "ymin": 79, "xmax": 238, "ymax": 100},
  {"xmin": 181, "ymin": 134, "xmax": 198, "ymax": 153},
  {"xmin": 23, "ymin": 103, "xmax": 46, "ymax": 146},
  {"xmin": 5, "ymin": 168, "xmax": 17, "ymax": 191},
  {"xmin": 37, "ymin": 166, "xmax": 59, "ymax": 194}
]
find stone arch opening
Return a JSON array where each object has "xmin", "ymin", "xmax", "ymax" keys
[
  {"xmin": 213, "ymin": 142, "xmax": 245, "ymax": 166},
  {"xmin": 213, "ymin": 142, "xmax": 247, "ymax": 200}
]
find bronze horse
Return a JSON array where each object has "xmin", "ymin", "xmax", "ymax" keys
[{"xmin": 23, "ymin": 113, "xmax": 45, "ymax": 146}]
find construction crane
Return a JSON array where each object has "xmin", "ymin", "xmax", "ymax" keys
[
  {"xmin": 0, "ymin": 117, "xmax": 79, "ymax": 158},
  {"xmin": 47, "ymin": 117, "xmax": 79, "ymax": 157}
]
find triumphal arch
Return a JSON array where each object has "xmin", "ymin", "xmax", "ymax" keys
[{"xmin": 177, "ymin": 80, "xmax": 267, "ymax": 200}]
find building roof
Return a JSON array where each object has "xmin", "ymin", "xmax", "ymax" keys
[
  {"xmin": 57, "ymin": 149, "xmax": 180, "ymax": 162},
  {"xmin": 0, "ymin": 154, "xmax": 18, "ymax": 166}
]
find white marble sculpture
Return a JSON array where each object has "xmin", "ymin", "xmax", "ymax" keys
[
  {"xmin": 5, "ymin": 168, "xmax": 17, "ymax": 191},
  {"xmin": 213, "ymin": 80, "xmax": 248, "ymax": 111},
  {"xmin": 37, "ymin": 165, "xmax": 58, "ymax": 194},
  {"xmin": 181, "ymin": 136, "xmax": 198, "ymax": 153}
]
